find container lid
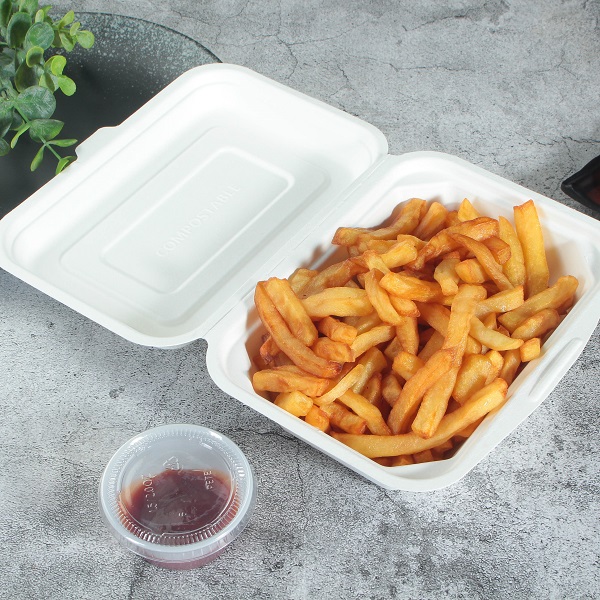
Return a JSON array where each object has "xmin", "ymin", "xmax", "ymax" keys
[
  {"xmin": 0, "ymin": 64, "xmax": 387, "ymax": 347},
  {"xmin": 99, "ymin": 424, "xmax": 256, "ymax": 566}
]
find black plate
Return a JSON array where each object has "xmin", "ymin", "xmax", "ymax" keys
[
  {"xmin": 0, "ymin": 12, "xmax": 219, "ymax": 217},
  {"xmin": 561, "ymin": 154, "xmax": 600, "ymax": 215}
]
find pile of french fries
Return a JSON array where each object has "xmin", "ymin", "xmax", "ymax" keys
[{"xmin": 251, "ymin": 198, "xmax": 578, "ymax": 465}]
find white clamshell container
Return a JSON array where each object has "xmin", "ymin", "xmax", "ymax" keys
[{"xmin": 1, "ymin": 64, "xmax": 599, "ymax": 490}]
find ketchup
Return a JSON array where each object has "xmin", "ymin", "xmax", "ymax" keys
[{"xmin": 120, "ymin": 469, "xmax": 232, "ymax": 538}]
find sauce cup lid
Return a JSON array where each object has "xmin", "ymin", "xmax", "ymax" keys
[{"xmin": 99, "ymin": 424, "xmax": 256, "ymax": 568}]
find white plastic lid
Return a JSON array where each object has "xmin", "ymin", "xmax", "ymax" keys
[{"xmin": 99, "ymin": 424, "xmax": 256, "ymax": 569}]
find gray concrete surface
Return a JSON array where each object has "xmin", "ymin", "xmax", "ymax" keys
[{"xmin": 1, "ymin": 1, "xmax": 599, "ymax": 599}]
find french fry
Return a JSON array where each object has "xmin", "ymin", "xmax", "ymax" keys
[
  {"xmin": 434, "ymin": 257, "xmax": 460, "ymax": 295},
  {"xmin": 275, "ymin": 391, "xmax": 313, "ymax": 417},
  {"xmin": 333, "ymin": 379, "xmax": 508, "ymax": 457},
  {"xmin": 338, "ymin": 390, "xmax": 391, "ymax": 435},
  {"xmin": 511, "ymin": 308, "xmax": 561, "ymax": 340},
  {"xmin": 352, "ymin": 348, "xmax": 388, "ymax": 394},
  {"xmin": 413, "ymin": 202, "xmax": 448, "ymax": 240},
  {"xmin": 418, "ymin": 330, "xmax": 445, "ymax": 362},
  {"xmin": 359, "ymin": 250, "xmax": 391, "ymax": 274},
  {"xmin": 259, "ymin": 335, "xmax": 280, "ymax": 364},
  {"xmin": 455, "ymin": 258, "xmax": 488, "ymax": 284},
  {"xmin": 413, "ymin": 449, "xmax": 436, "ymax": 463},
  {"xmin": 255, "ymin": 283, "xmax": 342, "ymax": 378},
  {"xmin": 457, "ymin": 198, "xmax": 480, "ymax": 221},
  {"xmin": 364, "ymin": 269, "xmax": 403, "ymax": 325},
  {"xmin": 321, "ymin": 402, "xmax": 367, "ymax": 434},
  {"xmin": 253, "ymin": 367, "xmax": 331, "ymax": 396},
  {"xmin": 514, "ymin": 200, "xmax": 549, "ymax": 298},
  {"xmin": 395, "ymin": 316, "xmax": 420, "ymax": 355},
  {"xmin": 412, "ymin": 365, "xmax": 460, "ymax": 439},
  {"xmin": 474, "ymin": 285, "xmax": 524, "ymax": 318},
  {"xmin": 380, "ymin": 241, "xmax": 419, "ymax": 269},
  {"xmin": 380, "ymin": 272, "xmax": 446, "ymax": 302},
  {"xmin": 452, "ymin": 354, "xmax": 491, "ymax": 405},
  {"xmin": 288, "ymin": 268, "xmax": 319, "ymax": 294},
  {"xmin": 300, "ymin": 259, "xmax": 366, "ymax": 297},
  {"xmin": 302, "ymin": 287, "xmax": 373, "ymax": 318},
  {"xmin": 317, "ymin": 316, "xmax": 358, "ymax": 345},
  {"xmin": 482, "ymin": 236, "xmax": 511, "ymax": 265},
  {"xmin": 500, "ymin": 348, "xmax": 521, "ymax": 385},
  {"xmin": 314, "ymin": 364, "xmax": 366, "ymax": 406},
  {"xmin": 498, "ymin": 276, "xmax": 578, "ymax": 332},
  {"xmin": 392, "ymin": 351, "xmax": 425, "ymax": 381},
  {"xmin": 349, "ymin": 311, "xmax": 382, "ymax": 334},
  {"xmin": 382, "ymin": 373, "xmax": 403, "ymax": 407},
  {"xmin": 387, "ymin": 348, "xmax": 455, "ymax": 434},
  {"xmin": 520, "ymin": 337, "xmax": 541, "ymax": 362},
  {"xmin": 485, "ymin": 350, "xmax": 504, "ymax": 384},
  {"xmin": 451, "ymin": 234, "xmax": 513, "ymax": 291},
  {"xmin": 312, "ymin": 337, "xmax": 354, "ymax": 363},
  {"xmin": 390, "ymin": 455, "xmax": 414, "ymax": 466},
  {"xmin": 351, "ymin": 325, "xmax": 395, "ymax": 359},
  {"xmin": 469, "ymin": 316, "xmax": 523, "ymax": 351},
  {"xmin": 498, "ymin": 216, "xmax": 526, "ymax": 287},
  {"xmin": 304, "ymin": 406, "xmax": 330, "ymax": 431},
  {"xmin": 264, "ymin": 278, "xmax": 318, "ymax": 346},
  {"xmin": 388, "ymin": 295, "xmax": 420, "ymax": 318}
]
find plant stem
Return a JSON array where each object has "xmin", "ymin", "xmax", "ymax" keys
[{"xmin": 14, "ymin": 104, "xmax": 62, "ymax": 161}]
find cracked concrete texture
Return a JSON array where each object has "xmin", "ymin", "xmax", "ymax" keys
[{"xmin": 1, "ymin": 1, "xmax": 599, "ymax": 599}]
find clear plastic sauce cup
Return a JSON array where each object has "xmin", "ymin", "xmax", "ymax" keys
[{"xmin": 99, "ymin": 424, "xmax": 256, "ymax": 569}]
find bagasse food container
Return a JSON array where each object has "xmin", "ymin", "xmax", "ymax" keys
[{"xmin": 1, "ymin": 64, "xmax": 599, "ymax": 490}]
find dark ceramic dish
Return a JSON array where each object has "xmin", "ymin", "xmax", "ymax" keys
[
  {"xmin": 0, "ymin": 12, "xmax": 219, "ymax": 217},
  {"xmin": 561, "ymin": 154, "xmax": 600, "ymax": 215}
]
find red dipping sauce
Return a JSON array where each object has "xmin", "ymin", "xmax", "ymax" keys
[{"xmin": 120, "ymin": 469, "xmax": 232, "ymax": 537}]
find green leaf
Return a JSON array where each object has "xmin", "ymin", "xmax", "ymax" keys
[
  {"xmin": 30, "ymin": 142, "xmax": 44, "ymax": 171},
  {"xmin": 25, "ymin": 45, "xmax": 44, "ymax": 66},
  {"xmin": 58, "ymin": 32, "xmax": 75, "ymax": 52},
  {"xmin": 70, "ymin": 21, "xmax": 80, "ymax": 35},
  {"xmin": 14, "ymin": 61, "xmax": 39, "ymax": 91},
  {"xmin": 45, "ymin": 54, "xmax": 65, "ymax": 75},
  {"xmin": 38, "ymin": 70, "xmax": 55, "ymax": 91},
  {"xmin": 48, "ymin": 137, "xmax": 76, "ymax": 147},
  {"xmin": 0, "ymin": 0, "xmax": 12, "ymax": 29},
  {"xmin": 29, "ymin": 117, "xmax": 62, "ymax": 141},
  {"xmin": 0, "ymin": 99, "xmax": 12, "ymax": 137},
  {"xmin": 76, "ymin": 29, "xmax": 94, "ymax": 49},
  {"xmin": 14, "ymin": 85, "xmax": 55, "ymax": 119},
  {"xmin": 10, "ymin": 120, "xmax": 30, "ymax": 147},
  {"xmin": 0, "ymin": 137, "xmax": 10, "ymax": 155},
  {"xmin": 58, "ymin": 10, "xmax": 74, "ymax": 27},
  {"xmin": 19, "ymin": 0, "xmax": 39, "ymax": 15},
  {"xmin": 55, "ymin": 154, "xmax": 75, "ymax": 174},
  {"xmin": 25, "ymin": 21, "xmax": 54, "ymax": 49},
  {"xmin": 56, "ymin": 74, "xmax": 75, "ymax": 95},
  {"xmin": 7, "ymin": 12, "xmax": 33, "ymax": 48}
]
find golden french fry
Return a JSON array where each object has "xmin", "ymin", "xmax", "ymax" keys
[
  {"xmin": 434, "ymin": 257, "xmax": 460, "ymax": 295},
  {"xmin": 469, "ymin": 316, "xmax": 523, "ymax": 351},
  {"xmin": 442, "ymin": 284, "xmax": 487, "ymax": 362},
  {"xmin": 363, "ymin": 373, "xmax": 387, "ymax": 416},
  {"xmin": 520, "ymin": 337, "xmax": 541, "ymax": 362},
  {"xmin": 321, "ymin": 401, "xmax": 367, "ymax": 434},
  {"xmin": 312, "ymin": 337, "xmax": 354, "ymax": 363},
  {"xmin": 392, "ymin": 351, "xmax": 425, "ymax": 381},
  {"xmin": 482, "ymin": 236, "xmax": 511, "ymax": 265},
  {"xmin": 255, "ymin": 283, "xmax": 342, "ymax": 378},
  {"xmin": 364, "ymin": 269, "xmax": 403, "ymax": 325},
  {"xmin": 259, "ymin": 335, "xmax": 280, "ymax": 364},
  {"xmin": 498, "ymin": 216, "xmax": 526, "ymax": 287},
  {"xmin": 358, "ymin": 250, "xmax": 391, "ymax": 274},
  {"xmin": 351, "ymin": 325, "xmax": 395, "ymax": 359},
  {"xmin": 413, "ymin": 201, "xmax": 448, "ymax": 240},
  {"xmin": 314, "ymin": 364, "xmax": 366, "ymax": 406},
  {"xmin": 511, "ymin": 308, "xmax": 561, "ymax": 340},
  {"xmin": 412, "ymin": 217, "xmax": 499, "ymax": 269},
  {"xmin": 346, "ymin": 311, "xmax": 382, "ymax": 334},
  {"xmin": 380, "ymin": 241, "xmax": 419, "ymax": 269},
  {"xmin": 498, "ymin": 276, "xmax": 578, "ymax": 332},
  {"xmin": 457, "ymin": 198, "xmax": 480, "ymax": 221},
  {"xmin": 451, "ymin": 234, "xmax": 513, "ymax": 291},
  {"xmin": 274, "ymin": 391, "xmax": 313, "ymax": 417},
  {"xmin": 455, "ymin": 258, "xmax": 488, "ymax": 284},
  {"xmin": 352, "ymin": 348, "xmax": 388, "ymax": 393},
  {"xmin": 304, "ymin": 405, "xmax": 330, "ymax": 431},
  {"xmin": 388, "ymin": 295, "xmax": 420, "ymax": 318},
  {"xmin": 264, "ymin": 278, "xmax": 318, "ymax": 346},
  {"xmin": 302, "ymin": 287, "xmax": 373, "ymax": 318},
  {"xmin": 412, "ymin": 366, "xmax": 460, "ymax": 439},
  {"xmin": 500, "ymin": 348, "xmax": 521, "ymax": 385},
  {"xmin": 452, "ymin": 354, "xmax": 491, "ymax": 405},
  {"xmin": 288, "ymin": 268, "xmax": 319, "ymax": 294},
  {"xmin": 317, "ymin": 316, "xmax": 358, "ymax": 345},
  {"xmin": 382, "ymin": 373, "xmax": 402, "ymax": 407},
  {"xmin": 333, "ymin": 379, "xmax": 508, "ymax": 457},
  {"xmin": 338, "ymin": 390, "xmax": 391, "ymax": 435},
  {"xmin": 391, "ymin": 455, "xmax": 415, "ymax": 466},
  {"xmin": 387, "ymin": 348, "xmax": 455, "ymax": 434},
  {"xmin": 380, "ymin": 272, "xmax": 446, "ymax": 302},
  {"xmin": 395, "ymin": 316, "xmax": 419, "ymax": 355},
  {"xmin": 475, "ymin": 285, "xmax": 524, "ymax": 318},
  {"xmin": 514, "ymin": 200, "xmax": 549, "ymax": 298},
  {"xmin": 413, "ymin": 449, "xmax": 436, "ymax": 463},
  {"xmin": 300, "ymin": 259, "xmax": 366, "ymax": 297},
  {"xmin": 253, "ymin": 367, "xmax": 330, "ymax": 396},
  {"xmin": 418, "ymin": 330, "xmax": 445, "ymax": 362},
  {"xmin": 485, "ymin": 350, "xmax": 504, "ymax": 384}
]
